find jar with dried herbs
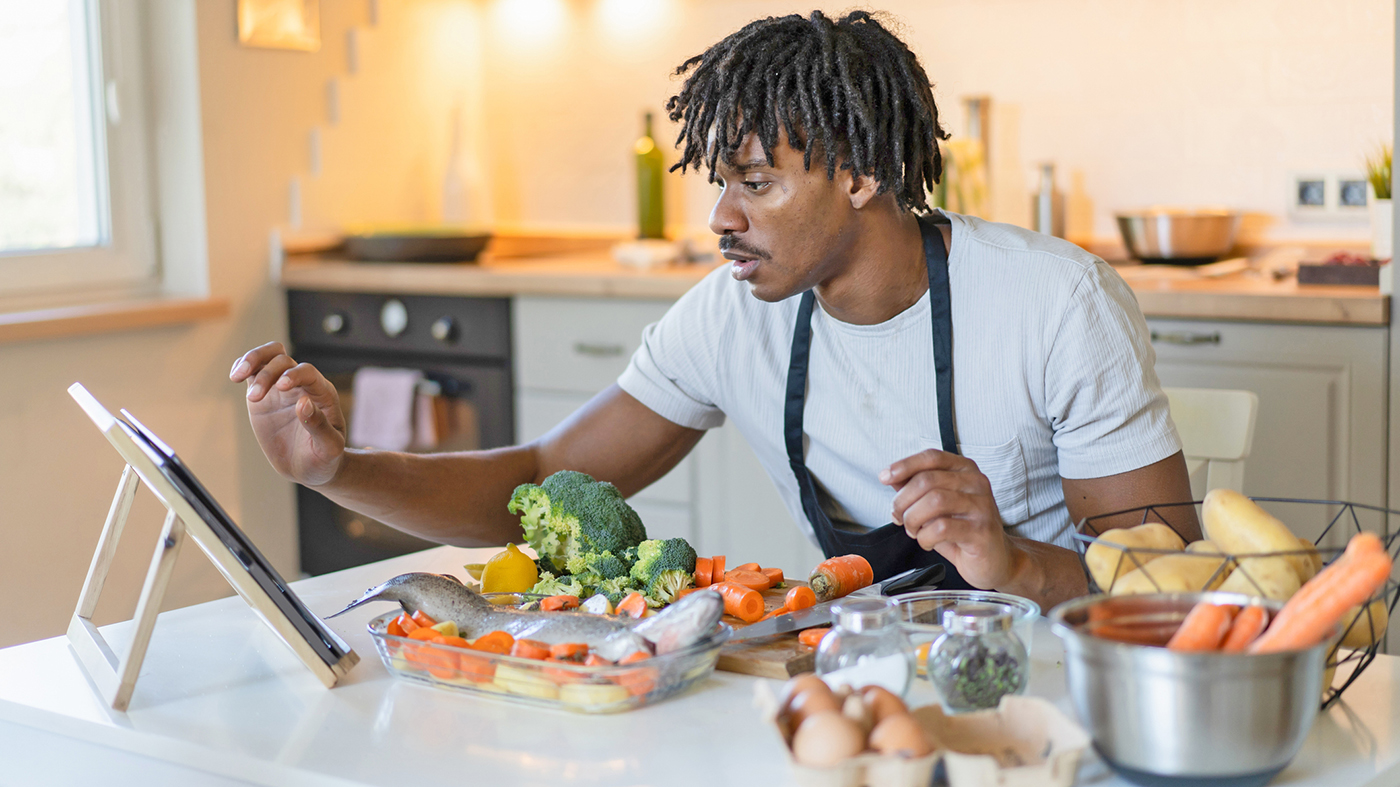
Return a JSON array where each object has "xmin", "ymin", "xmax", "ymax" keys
[{"xmin": 927, "ymin": 605, "xmax": 1028, "ymax": 712}]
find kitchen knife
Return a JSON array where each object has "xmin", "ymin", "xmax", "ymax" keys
[{"xmin": 726, "ymin": 563, "xmax": 946, "ymax": 642}]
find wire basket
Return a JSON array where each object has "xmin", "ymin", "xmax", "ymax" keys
[{"xmin": 1071, "ymin": 497, "xmax": 1399, "ymax": 709}]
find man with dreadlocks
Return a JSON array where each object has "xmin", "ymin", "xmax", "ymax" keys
[{"xmin": 231, "ymin": 11, "xmax": 1192, "ymax": 610}]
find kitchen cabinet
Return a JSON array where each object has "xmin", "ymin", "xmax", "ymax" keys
[
  {"xmin": 1146, "ymin": 318, "xmax": 1389, "ymax": 550},
  {"xmin": 512, "ymin": 295, "xmax": 823, "ymax": 573}
]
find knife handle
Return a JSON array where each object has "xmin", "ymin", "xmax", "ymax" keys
[{"xmin": 880, "ymin": 563, "xmax": 946, "ymax": 596}]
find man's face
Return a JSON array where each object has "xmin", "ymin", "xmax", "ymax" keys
[{"xmin": 709, "ymin": 131, "xmax": 857, "ymax": 302}]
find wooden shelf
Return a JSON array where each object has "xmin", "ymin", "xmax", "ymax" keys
[{"xmin": 0, "ymin": 296, "xmax": 231, "ymax": 344}]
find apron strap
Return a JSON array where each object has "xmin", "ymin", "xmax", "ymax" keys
[{"xmin": 921, "ymin": 216, "xmax": 959, "ymax": 456}]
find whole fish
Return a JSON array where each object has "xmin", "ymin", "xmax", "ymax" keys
[{"xmin": 329, "ymin": 573, "xmax": 724, "ymax": 660}]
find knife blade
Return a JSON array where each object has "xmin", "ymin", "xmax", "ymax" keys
[{"xmin": 726, "ymin": 563, "xmax": 946, "ymax": 642}]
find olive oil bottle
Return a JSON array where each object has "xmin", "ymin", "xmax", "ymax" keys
[{"xmin": 635, "ymin": 112, "xmax": 665, "ymax": 239}]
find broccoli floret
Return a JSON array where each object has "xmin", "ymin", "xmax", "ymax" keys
[
  {"xmin": 529, "ymin": 571, "xmax": 587, "ymax": 598},
  {"xmin": 507, "ymin": 471, "xmax": 648, "ymax": 574},
  {"xmin": 629, "ymin": 538, "xmax": 698, "ymax": 605},
  {"xmin": 595, "ymin": 576, "xmax": 641, "ymax": 606},
  {"xmin": 565, "ymin": 550, "xmax": 629, "ymax": 583}
]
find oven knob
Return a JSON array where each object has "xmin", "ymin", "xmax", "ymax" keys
[
  {"xmin": 430, "ymin": 316, "xmax": 457, "ymax": 343},
  {"xmin": 321, "ymin": 312, "xmax": 347, "ymax": 335},
  {"xmin": 380, "ymin": 298, "xmax": 408, "ymax": 338}
]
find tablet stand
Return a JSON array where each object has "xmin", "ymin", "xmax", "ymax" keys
[{"xmin": 67, "ymin": 385, "xmax": 357, "ymax": 711}]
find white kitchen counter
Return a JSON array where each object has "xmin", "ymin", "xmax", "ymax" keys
[{"xmin": 2, "ymin": 546, "xmax": 1399, "ymax": 786}]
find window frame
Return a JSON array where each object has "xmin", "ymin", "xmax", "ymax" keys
[{"xmin": 0, "ymin": 0, "xmax": 158, "ymax": 301}]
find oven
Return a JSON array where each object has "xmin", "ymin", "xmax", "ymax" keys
[{"xmin": 286, "ymin": 290, "xmax": 514, "ymax": 575}]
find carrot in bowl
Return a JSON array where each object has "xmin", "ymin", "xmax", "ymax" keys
[
  {"xmin": 809, "ymin": 555, "xmax": 874, "ymax": 602},
  {"xmin": 509, "ymin": 639, "xmax": 552, "ymax": 660},
  {"xmin": 1220, "ymin": 605, "xmax": 1270, "ymax": 652},
  {"xmin": 1167, "ymin": 602, "xmax": 1235, "ymax": 652}
]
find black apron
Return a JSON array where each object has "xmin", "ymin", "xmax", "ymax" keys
[{"xmin": 784, "ymin": 212, "xmax": 976, "ymax": 589}]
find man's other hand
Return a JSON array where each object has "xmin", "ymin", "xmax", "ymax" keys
[{"xmin": 230, "ymin": 341, "xmax": 347, "ymax": 487}]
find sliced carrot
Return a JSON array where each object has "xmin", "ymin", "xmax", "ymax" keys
[
  {"xmin": 540, "ymin": 594, "xmax": 581, "ymax": 611},
  {"xmin": 1251, "ymin": 533, "xmax": 1393, "ymax": 654},
  {"xmin": 397, "ymin": 613, "xmax": 421, "ymax": 635},
  {"xmin": 785, "ymin": 585, "xmax": 817, "ymax": 611},
  {"xmin": 617, "ymin": 592, "xmax": 648, "ymax": 619},
  {"xmin": 809, "ymin": 555, "xmax": 874, "ymax": 602},
  {"xmin": 584, "ymin": 653, "xmax": 614, "ymax": 667},
  {"xmin": 734, "ymin": 562, "xmax": 762, "ymax": 573},
  {"xmin": 713, "ymin": 581, "xmax": 764, "ymax": 623},
  {"xmin": 694, "ymin": 557, "xmax": 713, "ymax": 588},
  {"xmin": 724, "ymin": 569, "xmax": 773, "ymax": 591},
  {"xmin": 676, "ymin": 587, "xmax": 702, "ymax": 599},
  {"xmin": 542, "ymin": 656, "xmax": 587, "ymax": 684},
  {"xmin": 1167, "ymin": 602, "xmax": 1235, "ymax": 652},
  {"xmin": 411, "ymin": 611, "xmax": 437, "ymax": 629},
  {"xmin": 407, "ymin": 626, "xmax": 443, "ymax": 641},
  {"xmin": 711, "ymin": 556, "xmax": 727, "ymax": 587},
  {"xmin": 471, "ymin": 630, "xmax": 515, "ymax": 654},
  {"xmin": 426, "ymin": 635, "xmax": 471, "ymax": 679},
  {"xmin": 387, "ymin": 614, "xmax": 411, "ymax": 637},
  {"xmin": 1221, "ymin": 605, "xmax": 1270, "ymax": 652},
  {"xmin": 799, "ymin": 627, "xmax": 832, "ymax": 648},
  {"xmin": 457, "ymin": 649, "xmax": 496, "ymax": 682},
  {"xmin": 758, "ymin": 605, "xmax": 790, "ymax": 622},
  {"xmin": 510, "ymin": 639, "xmax": 551, "ymax": 660},
  {"xmin": 548, "ymin": 642, "xmax": 590, "ymax": 661},
  {"xmin": 762, "ymin": 567, "xmax": 785, "ymax": 586},
  {"xmin": 609, "ymin": 651, "xmax": 657, "ymax": 696}
]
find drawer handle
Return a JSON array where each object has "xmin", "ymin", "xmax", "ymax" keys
[
  {"xmin": 572, "ymin": 342, "xmax": 625, "ymax": 357},
  {"xmin": 1150, "ymin": 330, "xmax": 1221, "ymax": 346}
]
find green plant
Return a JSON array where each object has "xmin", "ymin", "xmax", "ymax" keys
[{"xmin": 1365, "ymin": 144, "xmax": 1391, "ymax": 200}]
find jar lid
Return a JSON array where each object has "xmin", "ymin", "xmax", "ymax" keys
[
  {"xmin": 941, "ymin": 604, "xmax": 1014, "ymax": 635},
  {"xmin": 832, "ymin": 597, "xmax": 898, "ymax": 632}
]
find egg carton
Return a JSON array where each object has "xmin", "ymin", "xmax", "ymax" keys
[{"xmin": 754, "ymin": 680, "xmax": 1088, "ymax": 787}]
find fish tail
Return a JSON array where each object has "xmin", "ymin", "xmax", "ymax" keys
[{"xmin": 325, "ymin": 582, "xmax": 402, "ymax": 618}]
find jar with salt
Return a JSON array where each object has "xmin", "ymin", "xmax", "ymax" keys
[
  {"xmin": 814, "ymin": 597, "xmax": 915, "ymax": 697},
  {"xmin": 927, "ymin": 604, "xmax": 1028, "ymax": 712}
]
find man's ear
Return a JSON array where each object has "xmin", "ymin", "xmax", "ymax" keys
[{"xmin": 848, "ymin": 171, "xmax": 881, "ymax": 210}]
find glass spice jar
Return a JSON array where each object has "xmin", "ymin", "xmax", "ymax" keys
[
  {"xmin": 927, "ymin": 604, "xmax": 1028, "ymax": 712},
  {"xmin": 815, "ymin": 597, "xmax": 916, "ymax": 697}
]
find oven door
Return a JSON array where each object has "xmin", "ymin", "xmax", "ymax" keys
[{"xmin": 293, "ymin": 351, "xmax": 513, "ymax": 576}]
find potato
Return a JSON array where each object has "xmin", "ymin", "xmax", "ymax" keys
[
  {"xmin": 1085, "ymin": 523, "xmax": 1186, "ymax": 591},
  {"xmin": 1295, "ymin": 535, "xmax": 1323, "ymax": 581},
  {"xmin": 1339, "ymin": 599, "xmax": 1390, "ymax": 649},
  {"xmin": 1111, "ymin": 543, "xmax": 1230, "ymax": 595},
  {"xmin": 1203, "ymin": 489, "xmax": 1311, "ymax": 583},
  {"xmin": 1216, "ymin": 556, "xmax": 1301, "ymax": 601}
]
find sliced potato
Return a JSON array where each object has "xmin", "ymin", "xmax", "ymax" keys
[
  {"xmin": 1339, "ymin": 599, "xmax": 1390, "ymax": 649},
  {"xmin": 559, "ymin": 681, "xmax": 630, "ymax": 708},
  {"xmin": 493, "ymin": 664, "xmax": 561, "ymax": 700},
  {"xmin": 1216, "ymin": 556, "xmax": 1301, "ymax": 601},
  {"xmin": 1085, "ymin": 523, "xmax": 1186, "ymax": 591},
  {"xmin": 1111, "ymin": 545, "xmax": 1231, "ymax": 595},
  {"xmin": 1203, "ymin": 489, "xmax": 1311, "ymax": 583}
]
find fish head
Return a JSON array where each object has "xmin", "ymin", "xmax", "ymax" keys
[{"xmin": 632, "ymin": 589, "xmax": 725, "ymax": 655}]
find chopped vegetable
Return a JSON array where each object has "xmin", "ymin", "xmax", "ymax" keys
[
  {"xmin": 508, "ymin": 470, "xmax": 649, "ymax": 575},
  {"xmin": 734, "ymin": 562, "xmax": 761, "ymax": 572},
  {"xmin": 1221, "ymin": 605, "xmax": 1270, "ymax": 652},
  {"xmin": 711, "ymin": 556, "xmax": 726, "ymax": 586},
  {"xmin": 785, "ymin": 585, "xmax": 817, "ymax": 611},
  {"xmin": 387, "ymin": 613, "xmax": 414, "ymax": 637},
  {"xmin": 425, "ymin": 635, "xmax": 470, "ymax": 679},
  {"xmin": 724, "ymin": 569, "xmax": 772, "ymax": 590},
  {"xmin": 584, "ymin": 653, "xmax": 613, "ymax": 667},
  {"xmin": 540, "ymin": 594, "xmax": 581, "ymax": 611},
  {"xmin": 694, "ymin": 557, "xmax": 713, "ymax": 588},
  {"xmin": 407, "ymin": 626, "xmax": 442, "ymax": 641},
  {"xmin": 1166, "ymin": 602, "xmax": 1235, "ymax": 652},
  {"xmin": 548, "ymin": 642, "xmax": 590, "ymax": 661},
  {"xmin": 713, "ymin": 581, "xmax": 764, "ymax": 623},
  {"xmin": 610, "ymin": 651, "xmax": 657, "ymax": 696},
  {"xmin": 471, "ymin": 631, "xmax": 515, "ymax": 654},
  {"xmin": 430, "ymin": 620, "xmax": 459, "ymax": 638},
  {"xmin": 630, "ymin": 538, "xmax": 699, "ymax": 606},
  {"xmin": 809, "ymin": 555, "xmax": 874, "ymax": 602},
  {"xmin": 617, "ymin": 592, "xmax": 649, "ymax": 619},
  {"xmin": 411, "ymin": 610, "xmax": 437, "ymax": 629},
  {"xmin": 762, "ymin": 567, "xmax": 785, "ymax": 587},
  {"xmin": 529, "ymin": 571, "xmax": 589, "ymax": 599},
  {"xmin": 799, "ymin": 627, "xmax": 832, "ymax": 648},
  {"xmin": 1251, "ymin": 532, "xmax": 1393, "ymax": 654},
  {"xmin": 758, "ymin": 604, "xmax": 790, "ymax": 622},
  {"xmin": 510, "ymin": 639, "xmax": 552, "ymax": 660},
  {"xmin": 580, "ymin": 593, "xmax": 614, "ymax": 615}
]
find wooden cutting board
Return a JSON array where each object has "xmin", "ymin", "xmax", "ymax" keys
[{"xmin": 716, "ymin": 580, "xmax": 818, "ymax": 679}]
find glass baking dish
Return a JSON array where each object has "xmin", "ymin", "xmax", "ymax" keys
[{"xmin": 367, "ymin": 600, "xmax": 732, "ymax": 713}]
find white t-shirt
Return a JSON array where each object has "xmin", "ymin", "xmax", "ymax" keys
[{"xmin": 617, "ymin": 210, "xmax": 1182, "ymax": 549}]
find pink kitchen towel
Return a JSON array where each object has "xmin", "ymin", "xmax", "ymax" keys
[{"xmin": 348, "ymin": 367, "xmax": 422, "ymax": 450}]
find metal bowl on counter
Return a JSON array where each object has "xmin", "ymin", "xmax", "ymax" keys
[
  {"xmin": 1049, "ymin": 592, "xmax": 1332, "ymax": 787},
  {"xmin": 1115, "ymin": 208, "xmax": 1241, "ymax": 265}
]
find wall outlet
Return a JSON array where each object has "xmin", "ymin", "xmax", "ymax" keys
[{"xmin": 1289, "ymin": 171, "xmax": 1369, "ymax": 221}]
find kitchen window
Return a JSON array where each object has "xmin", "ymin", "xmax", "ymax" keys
[{"xmin": 0, "ymin": 0, "xmax": 156, "ymax": 300}]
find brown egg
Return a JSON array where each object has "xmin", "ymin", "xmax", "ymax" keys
[
  {"xmin": 841, "ymin": 693, "xmax": 874, "ymax": 736},
  {"xmin": 860, "ymin": 685, "xmax": 908, "ymax": 723},
  {"xmin": 868, "ymin": 712, "xmax": 933, "ymax": 758},
  {"xmin": 785, "ymin": 675, "xmax": 839, "ymax": 727},
  {"xmin": 792, "ymin": 710, "xmax": 867, "ymax": 767}
]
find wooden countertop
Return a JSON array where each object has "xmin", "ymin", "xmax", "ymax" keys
[{"xmin": 279, "ymin": 254, "xmax": 1390, "ymax": 326}]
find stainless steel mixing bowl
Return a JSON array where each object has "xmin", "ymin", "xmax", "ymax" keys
[
  {"xmin": 1115, "ymin": 208, "xmax": 1241, "ymax": 264},
  {"xmin": 1050, "ymin": 592, "xmax": 1331, "ymax": 787}
]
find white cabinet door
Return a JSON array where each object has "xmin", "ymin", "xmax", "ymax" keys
[
  {"xmin": 1147, "ymin": 318, "xmax": 1388, "ymax": 550},
  {"xmin": 514, "ymin": 297, "xmax": 672, "ymax": 394}
]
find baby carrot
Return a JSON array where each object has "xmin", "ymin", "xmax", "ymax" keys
[
  {"xmin": 798, "ymin": 627, "xmax": 832, "ymax": 648},
  {"xmin": 510, "ymin": 639, "xmax": 551, "ymax": 660},
  {"xmin": 734, "ymin": 562, "xmax": 762, "ymax": 573},
  {"xmin": 617, "ymin": 592, "xmax": 649, "ymax": 619},
  {"xmin": 724, "ymin": 569, "xmax": 773, "ymax": 591},
  {"xmin": 387, "ymin": 614, "xmax": 413, "ymax": 637},
  {"xmin": 785, "ymin": 585, "xmax": 817, "ymax": 611},
  {"xmin": 1221, "ymin": 605, "xmax": 1270, "ymax": 652},
  {"xmin": 694, "ymin": 557, "xmax": 713, "ymax": 588},
  {"xmin": 713, "ymin": 581, "xmax": 765, "ymax": 623},
  {"xmin": 1167, "ymin": 602, "xmax": 1236, "ymax": 652},
  {"xmin": 1251, "ymin": 535, "xmax": 1393, "ymax": 654},
  {"xmin": 411, "ymin": 610, "xmax": 437, "ymax": 629},
  {"xmin": 711, "ymin": 556, "xmax": 727, "ymax": 587},
  {"xmin": 809, "ymin": 555, "xmax": 875, "ymax": 602},
  {"xmin": 540, "ymin": 594, "xmax": 580, "ymax": 611},
  {"xmin": 762, "ymin": 567, "xmax": 785, "ymax": 586}
]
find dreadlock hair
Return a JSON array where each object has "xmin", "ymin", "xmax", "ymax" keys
[{"xmin": 666, "ymin": 10, "xmax": 948, "ymax": 214}]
